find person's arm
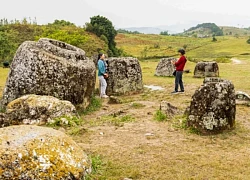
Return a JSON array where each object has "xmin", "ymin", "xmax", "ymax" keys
[
  {"xmin": 175, "ymin": 56, "xmax": 184, "ymax": 66},
  {"xmin": 171, "ymin": 59, "xmax": 176, "ymax": 65}
]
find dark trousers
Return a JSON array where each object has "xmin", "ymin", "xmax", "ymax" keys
[{"xmin": 175, "ymin": 71, "xmax": 184, "ymax": 92}]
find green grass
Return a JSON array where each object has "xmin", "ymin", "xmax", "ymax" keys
[
  {"xmin": 79, "ymin": 96, "xmax": 102, "ymax": 115},
  {"xmin": 116, "ymin": 33, "xmax": 212, "ymax": 58},
  {"xmin": 46, "ymin": 115, "xmax": 82, "ymax": 128},
  {"xmin": 154, "ymin": 109, "xmax": 167, "ymax": 122},
  {"xmin": 0, "ymin": 105, "xmax": 6, "ymax": 113},
  {"xmin": 0, "ymin": 68, "xmax": 9, "ymax": 98},
  {"xmin": 130, "ymin": 102, "xmax": 146, "ymax": 109},
  {"xmin": 85, "ymin": 154, "xmax": 141, "ymax": 180},
  {"xmin": 187, "ymin": 36, "xmax": 250, "ymax": 60},
  {"xmin": 96, "ymin": 114, "xmax": 135, "ymax": 127},
  {"xmin": 68, "ymin": 126, "xmax": 87, "ymax": 136},
  {"xmin": 116, "ymin": 34, "xmax": 250, "ymax": 61}
]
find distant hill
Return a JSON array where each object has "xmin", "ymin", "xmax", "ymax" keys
[
  {"xmin": 220, "ymin": 26, "xmax": 250, "ymax": 36},
  {"xmin": 179, "ymin": 23, "xmax": 223, "ymax": 37}
]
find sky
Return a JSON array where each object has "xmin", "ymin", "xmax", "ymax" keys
[{"xmin": 1, "ymin": 0, "xmax": 250, "ymax": 31}]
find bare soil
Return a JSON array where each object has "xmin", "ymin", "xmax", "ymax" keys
[{"xmin": 70, "ymin": 86, "xmax": 250, "ymax": 179}]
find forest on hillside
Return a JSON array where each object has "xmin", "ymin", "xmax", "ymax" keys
[
  {"xmin": 184, "ymin": 23, "xmax": 224, "ymax": 36},
  {"xmin": 0, "ymin": 17, "xmax": 124, "ymax": 64}
]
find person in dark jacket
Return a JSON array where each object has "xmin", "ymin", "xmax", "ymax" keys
[{"xmin": 171, "ymin": 49, "xmax": 187, "ymax": 94}]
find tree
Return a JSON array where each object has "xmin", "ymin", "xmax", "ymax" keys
[
  {"xmin": 49, "ymin": 20, "xmax": 76, "ymax": 27},
  {"xmin": 86, "ymin": 15, "xmax": 120, "ymax": 57},
  {"xmin": 117, "ymin": 29, "xmax": 140, "ymax": 34},
  {"xmin": 160, "ymin": 31, "xmax": 169, "ymax": 35},
  {"xmin": 212, "ymin": 34, "xmax": 217, "ymax": 42},
  {"xmin": 247, "ymin": 37, "xmax": 250, "ymax": 44},
  {"xmin": 0, "ymin": 30, "xmax": 18, "ymax": 62},
  {"xmin": 234, "ymin": 33, "xmax": 239, "ymax": 38}
]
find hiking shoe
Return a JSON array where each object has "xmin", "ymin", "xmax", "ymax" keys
[
  {"xmin": 101, "ymin": 95, "xmax": 109, "ymax": 98},
  {"xmin": 171, "ymin": 91, "xmax": 178, "ymax": 94}
]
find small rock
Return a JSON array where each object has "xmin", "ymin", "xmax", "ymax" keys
[
  {"xmin": 108, "ymin": 96, "xmax": 122, "ymax": 104},
  {"xmin": 109, "ymin": 110, "xmax": 126, "ymax": 117},
  {"xmin": 102, "ymin": 107, "xmax": 108, "ymax": 110},
  {"xmin": 235, "ymin": 91, "xmax": 250, "ymax": 105},
  {"xmin": 145, "ymin": 133, "xmax": 154, "ymax": 136}
]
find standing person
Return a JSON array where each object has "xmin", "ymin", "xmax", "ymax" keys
[
  {"xmin": 171, "ymin": 49, "xmax": 187, "ymax": 94},
  {"xmin": 98, "ymin": 53, "xmax": 109, "ymax": 98}
]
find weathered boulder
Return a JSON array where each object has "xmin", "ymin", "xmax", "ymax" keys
[
  {"xmin": 1, "ymin": 38, "xmax": 96, "ymax": 108},
  {"xmin": 187, "ymin": 77, "xmax": 236, "ymax": 134},
  {"xmin": 160, "ymin": 101, "xmax": 178, "ymax": 118},
  {"xmin": 6, "ymin": 94, "xmax": 76, "ymax": 125},
  {"xmin": 0, "ymin": 125, "xmax": 91, "ymax": 179},
  {"xmin": 106, "ymin": 57, "xmax": 143, "ymax": 95},
  {"xmin": 155, "ymin": 57, "xmax": 176, "ymax": 76},
  {"xmin": 194, "ymin": 61, "xmax": 219, "ymax": 78}
]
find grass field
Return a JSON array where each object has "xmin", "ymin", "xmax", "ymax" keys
[
  {"xmin": 1, "ymin": 34, "xmax": 250, "ymax": 179},
  {"xmin": 116, "ymin": 33, "xmax": 250, "ymax": 61},
  {"xmin": 0, "ymin": 68, "xmax": 8, "ymax": 97},
  {"xmin": 116, "ymin": 33, "xmax": 213, "ymax": 58}
]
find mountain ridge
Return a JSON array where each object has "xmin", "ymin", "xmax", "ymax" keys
[{"xmin": 118, "ymin": 23, "xmax": 250, "ymax": 35}]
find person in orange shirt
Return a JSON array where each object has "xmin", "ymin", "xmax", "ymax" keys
[{"xmin": 171, "ymin": 49, "xmax": 187, "ymax": 94}]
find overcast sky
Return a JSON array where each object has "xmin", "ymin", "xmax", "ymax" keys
[{"xmin": 1, "ymin": 0, "xmax": 250, "ymax": 29}]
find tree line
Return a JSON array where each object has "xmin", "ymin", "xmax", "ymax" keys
[{"xmin": 0, "ymin": 16, "xmax": 123, "ymax": 64}]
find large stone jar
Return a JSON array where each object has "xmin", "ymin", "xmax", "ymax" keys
[
  {"xmin": 187, "ymin": 77, "xmax": 236, "ymax": 134},
  {"xmin": 105, "ymin": 57, "xmax": 143, "ymax": 95},
  {"xmin": 1, "ymin": 38, "xmax": 96, "ymax": 108},
  {"xmin": 194, "ymin": 61, "xmax": 219, "ymax": 78}
]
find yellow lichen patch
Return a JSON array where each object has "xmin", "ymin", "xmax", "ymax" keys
[{"xmin": 0, "ymin": 125, "xmax": 91, "ymax": 179}]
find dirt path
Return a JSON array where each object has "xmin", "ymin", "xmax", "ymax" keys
[{"xmin": 70, "ymin": 90, "xmax": 250, "ymax": 179}]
